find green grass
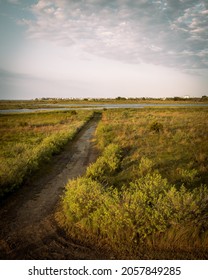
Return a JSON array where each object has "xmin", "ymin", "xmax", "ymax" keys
[
  {"xmin": 1, "ymin": 97, "xmax": 207, "ymax": 110},
  {"xmin": 58, "ymin": 107, "xmax": 208, "ymax": 259},
  {"xmin": 95, "ymin": 107, "xmax": 208, "ymax": 188},
  {"xmin": 0, "ymin": 110, "xmax": 94, "ymax": 197}
]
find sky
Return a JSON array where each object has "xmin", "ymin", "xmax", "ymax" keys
[{"xmin": 0, "ymin": 0, "xmax": 208, "ymax": 100}]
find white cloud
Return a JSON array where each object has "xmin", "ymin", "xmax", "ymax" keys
[
  {"xmin": 32, "ymin": 0, "xmax": 51, "ymax": 11},
  {"xmin": 18, "ymin": 0, "xmax": 207, "ymax": 71}
]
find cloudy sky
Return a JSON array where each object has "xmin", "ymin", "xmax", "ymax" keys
[{"xmin": 0, "ymin": 0, "xmax": 207, "ymax": 99}]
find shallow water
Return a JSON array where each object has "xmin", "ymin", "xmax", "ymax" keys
[{"xmin": 0, "ymin": 103, "xmax": 208, "ymax": 114}]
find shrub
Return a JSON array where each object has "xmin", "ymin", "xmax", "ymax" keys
[
  {"xmin": 149, "ymin": 121, "xmax": 163, "ymax": 133},
  {"xmin": 86, "ymin": 143, "xmax": 122, "ymax": 183},
  {"xmin": 177, "ymin": 168, "xmax": 198, "ymax": 184},
  {"xmin": 60, "ymin": 170, "xmax": 208, "ymax": 257},
  {"xmin": 62, "ymin": 178, "xmax": 104, "ymax": 226},
  {"xmin": 122, "ymin": 172, "xmax": 172, "ymax": 240},
  {"xmin": 96, "ymin": 123, "xmax": 115, "ymax": 149},
  {"xmin": 70, "ymin": 110, "xmax": 77, "ymax": 115},
  {"xmin": 19, "ymin": 121, "xmax": 29, "ymax": 127},
  {"xmin": 138, "ymin": 157, "xmax": 154, "ymax": 176}
]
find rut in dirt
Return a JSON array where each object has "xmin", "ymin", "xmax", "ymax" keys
[{"xmin": 0, "ymin": 113, "xmax": 110, "ymax": 260}]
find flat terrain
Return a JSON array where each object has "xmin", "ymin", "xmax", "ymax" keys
[
  {"xmin": 0, "ymin": 115, "xmax": 110, "ymax": 259},
  {"xmin": 1, "ymin": 107, "xmax": 207, "ymax": 260},
  {"xmin": 60, "ymin": 107, "xmax": 208, "ymax": 259}
]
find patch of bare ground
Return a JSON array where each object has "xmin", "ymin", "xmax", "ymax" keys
[{"xmin": 0, "ymin": 113, "xmax": 111, "ymax": 260}]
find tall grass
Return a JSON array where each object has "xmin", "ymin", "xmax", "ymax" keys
[
  {"xmin": 58, "ymin": 107, "xmax": 208, "ymax": 259},
  {"xmin": 0, "ymin": 110, "xmax": 94, "ymax": 197}
]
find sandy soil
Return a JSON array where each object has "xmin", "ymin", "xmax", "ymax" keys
[{"xmin": 0, "ymin": 114, "xmax": 110, "ymax": 260}]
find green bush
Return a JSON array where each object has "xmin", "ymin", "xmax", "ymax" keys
[
  {"xmin": 86, "ymin": 144, "xmax": 122, "ymax": 184},
  {"xmin": 149, "ymin": 121, "xmax": 163, "ymax": 133},
  {"xmin": 61, "ymin": 165, "xmax": 208, "ymax": 257},
  {"xmin": 177, "ymin": 168, "xmax": 198, "ymax": 184},
  {"xmin": 63, "ymin": 178, "xmax": 104, "ymax": 226},
  {"xmin": 138, "ymin": 157, "xmax": 154, "ymax": 176},
  {"xmin": 96, "ymin": 123, "xmax": 115, "ymax": 149}
]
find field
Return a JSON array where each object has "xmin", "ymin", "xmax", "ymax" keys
[
  {"xmin": 0, "ymin": 97, "xmax": 207, "ymax": 110},
  {"xmin": 59, "ymin": 107, "xmax": 208, "ymax": 259},
  {"xmin": 0, "ymin": 110, "xmax": 94, "ymax": 197}
]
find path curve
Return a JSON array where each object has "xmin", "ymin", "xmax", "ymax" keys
[{"xmin": 0, "ymin": 114, "xmax": 109, "ymax": 259}]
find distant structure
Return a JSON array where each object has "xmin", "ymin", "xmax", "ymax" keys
[{"xmin": 183, "ymin": 95, "xmax": 190, "ymax": 99}]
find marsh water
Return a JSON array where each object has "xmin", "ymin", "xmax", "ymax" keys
[{"xmin": 0, "ymin": 103, "xmax": 208, "ymax": 114}]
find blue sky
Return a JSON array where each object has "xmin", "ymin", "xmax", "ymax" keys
[{"xmin": 0, "ymin": 0, "xmax": 207, "ymax": 99}]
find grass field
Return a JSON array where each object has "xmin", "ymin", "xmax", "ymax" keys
[
  {"xmin": 0, "ymin": 110, "xmax": 94, "ymax": 197},
  {"xmin": 59, "ymin": 107, "xmax": 208, "ymax": 259},
  {"xmin": 0, "ymin": 97, "xmax": 207, "ymax": 110}
]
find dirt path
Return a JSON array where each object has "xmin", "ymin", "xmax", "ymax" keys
[{"xmin": 0, "ymin": 114, "xmax": 110, "ymax": 260}]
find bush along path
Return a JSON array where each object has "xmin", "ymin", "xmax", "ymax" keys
[{"xmin": 0, "ymin": 112, "xmax": 110, "ymax": 260}]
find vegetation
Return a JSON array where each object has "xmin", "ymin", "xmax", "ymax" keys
[
  {"xmin": 59, "ymin": 107, "xmax": 208, "ymax": 259},
  {"xmin": 0, "ymin": 110, "xmax": 94, "ymax": 197},
  {"xmin": 0, "ymin": 97, "xmax": 208, "ymax": 110}
]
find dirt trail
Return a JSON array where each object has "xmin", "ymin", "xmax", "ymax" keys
[{"xmin": 0, "ymin": 114, "xmax": 110, "ymax": 260}]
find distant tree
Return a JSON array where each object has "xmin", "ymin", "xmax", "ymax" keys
[
  {"xmin": 174, "ymin": 96, "xmax": 183, "ymax": 101},
  {"xmin": 116, "ymin": 96, "xmax": 126, "ymax": 100}
]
